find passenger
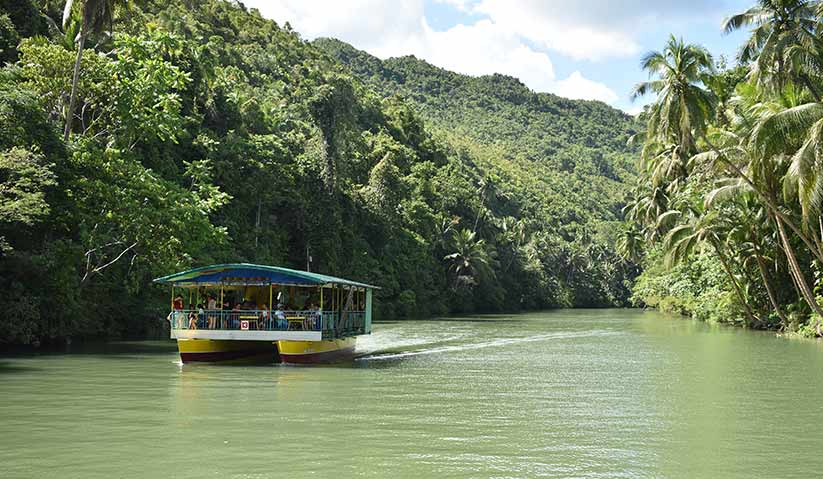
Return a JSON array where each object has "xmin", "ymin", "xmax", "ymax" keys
[
  {"xmin": 207, "ymin": 295, "xmax": 217, "ymax": 329},
  {"xmin": 307, "ymin": 302, "xmax": 321, "ymax": 330},
  {"xmin": 231, "ymin": 302, "xmax": 241, "ymax": 329},
  {"xmin": 197, "ymin": 303, "xmax": 205, "ymax": 328},
  {"xmin": 172, "ymin": 294, "xmax": 184, "ymax": 327},
  {"xmin": 275, "ymin": 303, "xmax": 287, "ymax": 330},
  {"xmin": 187, "ymin": 303, "xmax": 198, "ymax": 329},
  {"xmin": 259, "ymin": 304, "xmax": 269, "ymax": 330}
]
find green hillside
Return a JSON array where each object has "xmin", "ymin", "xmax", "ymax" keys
[{"xmin": 316, "ymin": 38, "xmax": 639, "ymax": 241}]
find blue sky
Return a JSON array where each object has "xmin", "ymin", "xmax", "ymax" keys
[{"xmin": 245, "ymin": 0, "xmax": 754, "ymax": 113}]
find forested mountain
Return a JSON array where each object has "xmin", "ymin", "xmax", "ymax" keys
[
  {"xmin": 0, "ymin": 0, "xmax": 638, "ymax": 346},
  {"xmin": 316, "ymin": 38, "xmax": 638, "ymax": 236}
]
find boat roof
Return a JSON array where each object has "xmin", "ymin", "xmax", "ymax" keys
[{"xmin": 152, "ymin": 263, "xmax": 379, "ymax": 289}]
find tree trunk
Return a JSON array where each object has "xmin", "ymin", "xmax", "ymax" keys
[
  {"xmin": 712, "ymin": 240, "xmax": 759, "ymax": 326},
  {"xmin": 776, "ymin": 215, "xmax": 823, "ymax": 325},
  {"xmin": 64, "ymin": 23, "xmax": 87, "ymax": 141},
  {"xmin": 473, "ymin": 184, "xmax": 487, "ymax": 233},
  {"xmin": 254, "ymin": 196, "xmax": 261, "ymax": 249},
  {"xmin": 754, "ymin": 251, "xmax": 789, "ymax": 326},
  {"xmin": 819, "ymin": 215, "xmax": 823, "ymax": 253}
]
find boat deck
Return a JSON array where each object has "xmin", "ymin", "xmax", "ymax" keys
[{"xmin": 168, "ymin": 309, "xmax": 366, "ymax": 341}]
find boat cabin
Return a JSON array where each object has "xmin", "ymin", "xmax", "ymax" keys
[{"xmin": 153, "ymin": 263, "xmax": 377, "ymax": 342}]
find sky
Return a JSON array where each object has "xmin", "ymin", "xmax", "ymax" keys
[{"xmin": 241, "ymin": 0, "xmax": 754, "ymax": 114}]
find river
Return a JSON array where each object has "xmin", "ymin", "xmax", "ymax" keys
[{"xmin": 2, "ymin": 309, "xmax": 823, "ymax": 478}]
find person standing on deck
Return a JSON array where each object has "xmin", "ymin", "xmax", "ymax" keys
[
  {"xmin": 259, "ymin": 304, "xmax": 270, "ymax": 330},
  {"xmin": 172, "ymin": 294, "xmax": 184, "ymax": 328},
  {"xmin": 207, "ymin": 295, "xmax": 217, "ymax": 329},
  {"xmin": 197, "ymin": 303, "xmax": 205, "ymax": 329},
  {"xmin": 275, "ymin": 303, "xmax": 287, "ymax": 330}
]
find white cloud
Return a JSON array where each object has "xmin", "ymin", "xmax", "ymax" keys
[
  {"xmin": 473, "ymin": 0, "xmax": 731, "ymax": 57},
  {"xmin": 249, "ymin": 0, "xmax": 426, "ymax": 50},
  {"xmin": 624, "ymin": 105, "xmax": 645, "ymax": 116},
  {"xmin": 245, "ymin": 0, "xmax": 620, "ymax": 104},
  {"xmin": 474, "ymin": 0, "xmax": 640, "ymax": 61},
  {"xmin": 552, "ymin": 71, "xmax": 618, "ymax": 104},
  {"xmin": 409, "ymin": 19, "xmax": 557, "ymax": 93},
  {"xmin": 432, "ymin": 0, "xmax": 473, "ymax": 12}
]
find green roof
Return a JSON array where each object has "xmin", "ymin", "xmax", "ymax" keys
[{"xmin": 152, "ymin": 263, "xmax": 379, "ymax": 289}]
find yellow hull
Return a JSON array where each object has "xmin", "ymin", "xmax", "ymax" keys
[
  {"xmin": 277, "ymin": 337, "xmax": 357, "ymax": 364},
  {"xmin": 176, "ymin": 337, "xmax": 356, "ymax": 364},
  {"xmin": 176, "ymin": 339, "xmax": 277, "ymax": 363}
]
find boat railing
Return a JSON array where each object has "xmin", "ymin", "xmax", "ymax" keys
[{"xmin": 168, "ymin": 309, "xmax": 366, "ymax": 336}]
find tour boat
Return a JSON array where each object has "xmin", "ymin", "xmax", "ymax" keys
[{"xmin": 153, "ymin": 263, "xmax": 377, "ymax": 364}]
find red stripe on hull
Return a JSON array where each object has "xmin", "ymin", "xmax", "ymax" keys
[
  {"xmin": 180, "ymin": 349, "xmax": 278, "ymax": 363},
  {"xmin": 279, "ymin": 346, "xmax": 355, "ymax": 364}
]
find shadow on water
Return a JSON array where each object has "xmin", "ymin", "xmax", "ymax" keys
[
  {"xmin": 0, "ymin": 361, "xmax": 42, "ymax": 375},
  {"xmin": 0, "ymin": 340, "xmax": 178, "ymax": 359}
]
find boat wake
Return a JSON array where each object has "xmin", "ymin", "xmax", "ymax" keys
[{"xmin": 356, "ymin": 329, "xmax": 616, "ymax": 361}]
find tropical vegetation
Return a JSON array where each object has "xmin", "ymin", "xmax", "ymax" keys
[
  {"xmin": 0, "ymin": 0, "xmax": 638, "ymax": 346},
  {"xmin": 626, "ymin": 0, "xmax": 823, "ymax": 337}
]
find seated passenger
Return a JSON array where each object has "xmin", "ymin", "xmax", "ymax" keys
[{"xmin": 187, "ymin": 303, "xmax": 197, "ymax": 329}]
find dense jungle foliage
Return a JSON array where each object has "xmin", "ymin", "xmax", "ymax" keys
[
  {"xmin": 0, "ymin": 0, "xmax": 639, "ymax": 346},
  {"xmin": 623, "ymin": 0, "xmax": 823, "ymax": 337},
  {"xmin": 317, "ymin": 38, "xmax": 638, "ymax": 250}
]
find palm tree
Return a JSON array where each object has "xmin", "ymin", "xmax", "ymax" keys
[
  {"xmin": 443, "ymin": 228, "xmax": 495, "ymax": 289},
  {"xmin": 62, "ymin": 0, "xmax": 121, "ymax": 141},
  {"xmin": 745, "ymin": 93, "xmax": 823, "ymax": 262},
  {"xmin": 722, "ymin": 0, "xmax": 821, "ymax": 99},
  {"xmin": 684, "ymin": 79, "xmax": 823, "ymax": 269},
  {"xmin": 631, "ymin": 35, "xmax": 716, "ymax": 162},
  {"xmin": 631, "ymin": 34, "xmax": 818, "ymax": 261},
  {"xmin": 726, "ymin": 199, "xmax": 790, "ymax": 325},
  {"xmin": 749, "ymin": 100, "xmax": 823, "ymax": 222},
  {"xmin": 616, "ymin": 224, "xmax": 644, "ymax": 264},
  {"xmin": 703, "ymin": 151, "xmax": 823, "ymax": 322},
  {"xmin": 497, "ymin": 216, "xmax": 527, "ymax": 272},
  {"xmin": 663, "ymin": 209, "xmax": 759, "ymax": 325},
  {"xmin": 623, "ymin": 185, "xmax": 672, "ymax": 241}
]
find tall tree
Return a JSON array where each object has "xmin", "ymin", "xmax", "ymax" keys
[
  {"xmin": 722, "ymin": 0, "xmax": 821, "ymax": 99},
  {"xmin": 443, "ymin": 228, "xmax": 495, "ymax": 290},
  {"xmin": 663, "ymin": 210, "xmax": 760, "ymax": 326},
  {"xmin": 61, "ymin": 0, "xmax": 118, "ymax": 141},
  {"xmin": 631, "ymin": 35, "xmax": 715, "ymax": 165}
]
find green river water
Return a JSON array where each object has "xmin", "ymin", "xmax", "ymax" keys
[{"xmin": 2, "ymin": 309, "xmax": 823, "ymax": 478}]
